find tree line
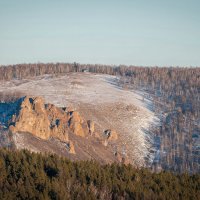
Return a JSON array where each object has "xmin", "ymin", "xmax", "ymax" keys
[{"xmin": 0, "ymin": 148, "xmax": 199, "ymax": 200}]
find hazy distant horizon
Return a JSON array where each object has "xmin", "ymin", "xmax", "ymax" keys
[
  {"xmin": 1, "ymin": 61, "xmax": 199, "ymax": 68},
  {"xmin": 0, "ymin": 0, "xmax": 200, "ymax": 66}
]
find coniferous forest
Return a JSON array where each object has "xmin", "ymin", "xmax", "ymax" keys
[{"xmin": 0, "ymin": 148, "xmax": 200, "ymax": 200}]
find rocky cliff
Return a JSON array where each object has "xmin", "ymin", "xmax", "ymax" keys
[{"xmin": 7, "ymin": 96, "xmax": 121, "ymax": 162}]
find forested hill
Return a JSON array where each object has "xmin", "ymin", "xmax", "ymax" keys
[
  {"xmin": 0, "ymin": 63, "xmax": 200, "ymax": 173},
  {"xmin": 0, "ymin": 148, "xmax": 199, "ymax": 200},
  {"xmin": 0, "ymin": 63, "xmax": 199, "ymax": 82}
]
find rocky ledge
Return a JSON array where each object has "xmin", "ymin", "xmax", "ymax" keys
[{"xmin": 8, "ymin": 96, "xmax": 119, "ymax": 157}]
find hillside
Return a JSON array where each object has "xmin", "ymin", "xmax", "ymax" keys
[
  {"xmin": 0, "ymin": 65, "xmax": 199, "ymax": 173},
  {"xmin": 0, "ymin": 72, "xmax": 157, "ymax": 167}
]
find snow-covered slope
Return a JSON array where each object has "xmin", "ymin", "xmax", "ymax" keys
[{"xmin": 0, "ymin": 73, "xmax": 158, "ymax": 167}]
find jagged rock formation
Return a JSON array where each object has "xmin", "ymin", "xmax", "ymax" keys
[
  {"xmin": 104, "ymin": 129, "xmax": 118, "ymax": 140},
  {"xmin": 7, "ymin": 96, "xmax": 122, "ymax": 162},
  {"xmin": 9, "ymin": 96, "xmax": 102, "ymax": 155},
  {"xmin": 68, "ymin": 110, "xmax": 89, "ymax": 137},
  {"xmin": 9, "ymin": 96, "xmax": 69, "ymax": 142},
  {"xmin": 9, "ymin": 96, "xmax": 96, "ymax": 142}
]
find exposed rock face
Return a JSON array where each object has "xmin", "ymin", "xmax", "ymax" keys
[
  {"xmin": 104, "ymin": 129, "xmax": 118, "ymax": 141},
  {"xmin": 9, "ymin": 96, "xmax": 69, "ymax": 142},
  {"xmin": 7, "ymin": 96, "xmax": 120, "ymax": 161},
  {"xmin": 102, "ymin": 129, "xmax": 118, "ymax": 147},
  {"xmin": 9, "ymin": 96, "xmax": 96, "ymax": 143},
  {"xmin": 68, "ymin": 111, "xmax": 89, "ymax": 137},
  {"xmin": 10, "ymin": 97, "xmax": 52, "ymax": 140}
]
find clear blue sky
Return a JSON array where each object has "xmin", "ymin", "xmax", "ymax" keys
[{"xmin": 0, "ymin": 0, "xmax": 199, "ymax": 66}]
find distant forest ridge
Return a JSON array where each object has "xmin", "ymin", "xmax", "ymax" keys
[{"xmin": 0, "ymin": 62, "xmax": 199, "ymax": 81}]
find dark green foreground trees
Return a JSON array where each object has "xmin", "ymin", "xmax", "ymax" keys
[{"xmin": 0, "ymin": 148, "xmax": 199, "ymax": 200}]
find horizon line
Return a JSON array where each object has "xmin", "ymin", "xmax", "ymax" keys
[{"xmin": 0, "ymin": 62, "xmax": 199, "ymax": 68}]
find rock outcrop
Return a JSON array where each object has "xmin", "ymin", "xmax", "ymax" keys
[
  {"xmin": 68, "ymin": 111, "xmax": 89, "ymax": 137},
  {"xmin": 103, "ymin": 129, "xmax": 118, "ymax": 141},
  {"xmin": 8, "ymin": 96, "xmax": 105, "ymax": 155},
  {"xmin": 102, "ymin": 129, "xmax": 118, "ymax": 147},
  {"xmin": 7, "ymin": 96, "xmax": 120, "ymax": 161},
  {"xmin": 9, "ymin": 96, "xmax": 96, "ymax": 143},
  {"xmin": 9, "ymin": 96, "xmax": 69, "ymax": 142}
]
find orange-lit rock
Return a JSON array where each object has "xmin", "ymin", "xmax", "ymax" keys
[
  {"xmin": 9, "ymin": 96, "xmax": 68, "ymax": 142},
  {"xmin": 103, "ymin": 129, "xmax": 118, "ymax": 141}
]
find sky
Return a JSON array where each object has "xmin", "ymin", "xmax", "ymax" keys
[{"xmin": 0, "ymin": 0, "xmax": 200, "ymax": 66}]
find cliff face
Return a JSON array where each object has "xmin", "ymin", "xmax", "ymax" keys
[
  {"xmin": 6, "ymin": 96, "xmax": 123, "ymax": 163},
  {"xmin": 10, "ymin": 97, "xmax": 67, "ymax": 142},
  {"xmin": 9, "ymin": 96, "xmax": 95, "ymax": 143}
]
